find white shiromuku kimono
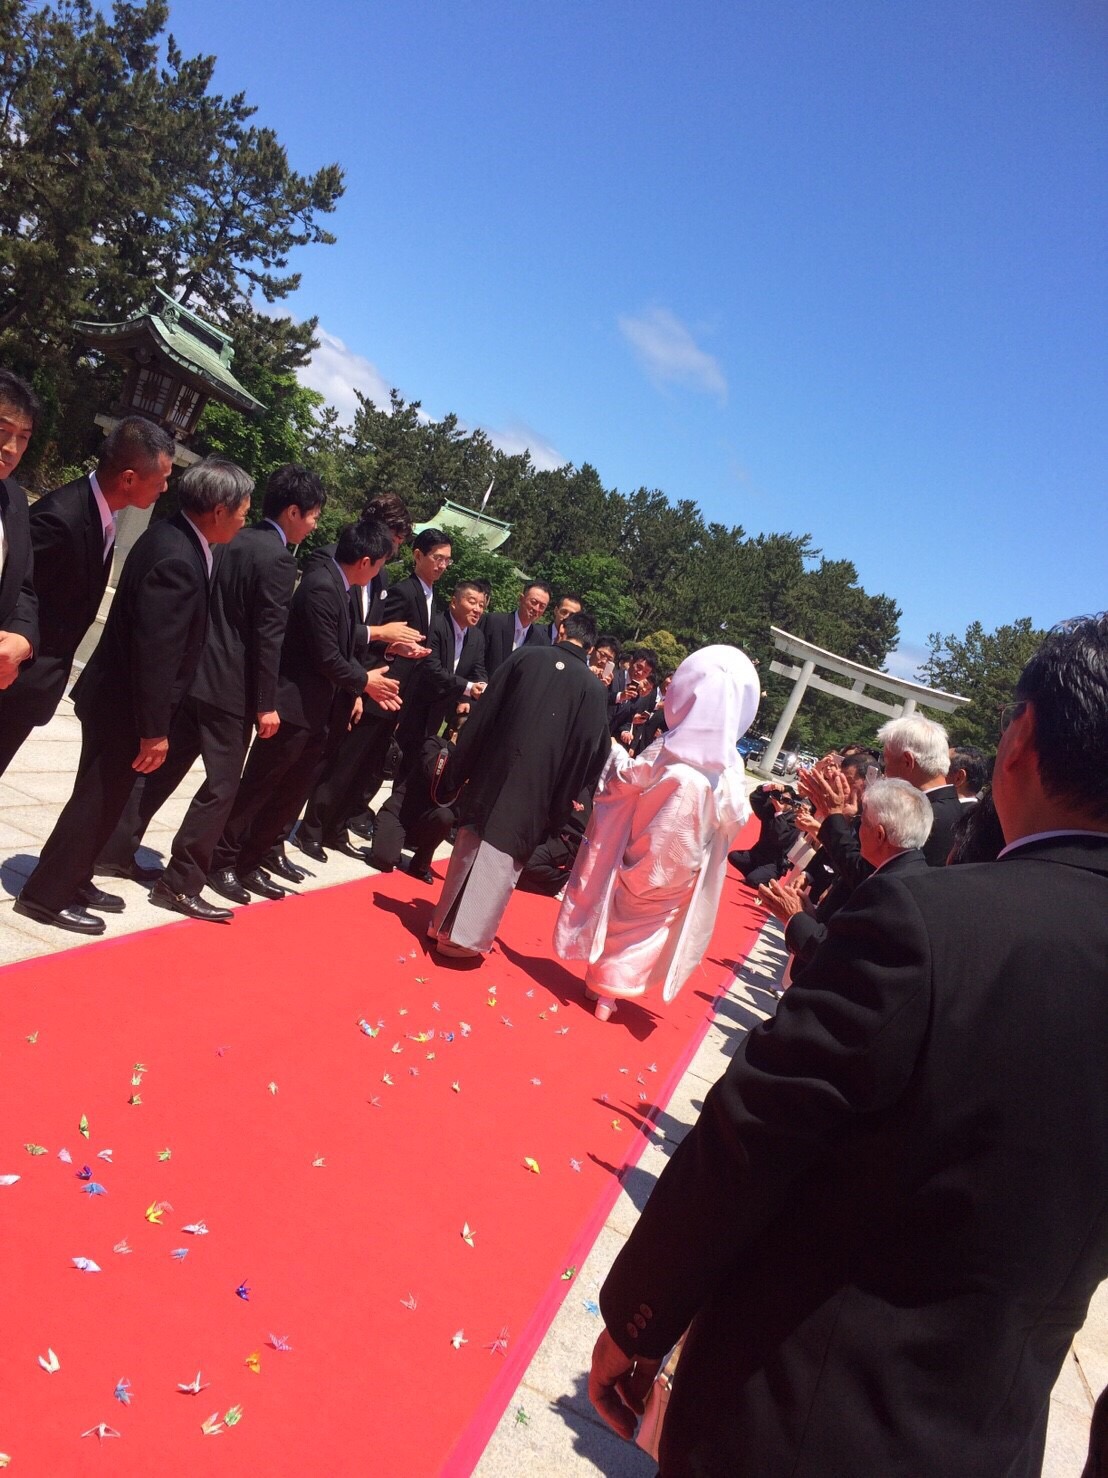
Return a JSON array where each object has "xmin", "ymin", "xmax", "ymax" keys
[{"xmin": 554, "ymin": 645, "xmax": 761, "ymax": 1005}]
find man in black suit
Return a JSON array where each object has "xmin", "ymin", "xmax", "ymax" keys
[
  {"xmin": 96, "ymin": 464, "xmax": 326, "ymax": 920},
  {"xmin": 293, "ymin": 524, "xmax": 444, "ymax": 863},
  {"xmin": 295, "ymin": 493, "xmax": 422, "ymax": 860},
  {"xmin": 0, "ymin": 369, "xmax": 42, "ymax": 698},
  {"xmin": 759, "ymin": 776, "xmax": 932, "ymax": 970},
  {"xmin": 609, "ymin": 647, "xmax": 658, "ymax": 740},
  {"xmin": 482, "ymin": 579, "xmax": 551, "ymax": 674},
  {"xmin": 540, "ymin": 591, "xmax": 583, "ymax": 643},
  {"xmin": 877, "ymin": 712, "xmax": 964, "ymax": 864},
  {"xmin": 428, "ymin": 611, "xmax": 611, "ymax": 959},
  {"xmin": 0, "ymin": 415, "xmax": 174, "ymax": 777},
  {"xmin": 365, "ymin": 578, "xmax": 487, "ymax": 877},
  {"xmin": 15, "ymin": 456, "xmax": 253, "ymax": 934},
  {"xmin": 591, "ymin": 614, "xmax": 1108, "ymax": 1478},
  {"xmin": 207, "ymin": 519, "xmax": 399, "ymax": 901}
]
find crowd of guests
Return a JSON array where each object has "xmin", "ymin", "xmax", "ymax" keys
[
  {"xmin": 7, "ymin": 371, "xmax": 1108, "ymax": 1476},
  {"xmin": 728, "ymin": 715, "xmax": 1000, "ymax": 977},
  {"xmin": 0, "ymin": 368, "xmax": 679, "ymax": 936}
]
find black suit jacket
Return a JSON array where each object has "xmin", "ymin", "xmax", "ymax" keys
[
  {"xmin": 0, "ymin": 476, "xmax": 39, "ymax": 648},
  {"xmin": 602, "ymin": 834, "xmax": 1108, "ymax": 1477},
  {"xmin": 924, "ymin": 782, "xmax": 965, "ymax": 865},
  {"xmin": 3, "ymin": 475, "xmax": 108, "ymax": 722},
  {"xmin": 275, "ymin": 557, "xmax": 367, "ymax": 733},
  {"xmin": 785, "ymin": 844, "xmax": 926, "ymax": 970},
  {"xmin": 482, "ymin": 610, "xmax": 546, "ymax": 675},
  {"xmin": 397, "ymin": 611, "xmax": 487, "ymax": 751},
  {"xmin": 71, "ymin": 513, "xmax": 208, "ymax": 741},
  {"xmin": 190, "ymin": 521, "xmax": 296, "ymax": 719}
]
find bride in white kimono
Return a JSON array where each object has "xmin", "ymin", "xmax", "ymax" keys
[{"xmin": 554, "ymin": 645, "xmax": 761, "ymax": 1021}]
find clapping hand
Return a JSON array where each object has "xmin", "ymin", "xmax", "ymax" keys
[
  {"xmin": 756, "ymin": 874, "xmax": 810, "ymax": 922},
  {"xmin": 797, "ymin": 765, "xmax": 854, "ymax": 820}
]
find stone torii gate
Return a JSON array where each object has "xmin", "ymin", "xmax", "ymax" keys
[{"xmin": 756, "ymin": 626, "xmax": 969, "ymax": 777}]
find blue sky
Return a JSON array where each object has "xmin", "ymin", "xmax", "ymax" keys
[{"xmin": 166, "ymin": 0, "xmax": 1107, "ymax": 676}]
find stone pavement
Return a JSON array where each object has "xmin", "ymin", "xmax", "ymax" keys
[{"xmin": 0, "ymin": 700, "xmax": 1100, "ymax": 1476}]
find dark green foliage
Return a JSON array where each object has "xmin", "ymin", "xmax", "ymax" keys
[
  {"xmin": 918, "ymin": 619, "xmax": 1046, "ymax": 751},
  {"xmin": 0, "ymin": 0, "xmax": 342, "ymax": 475}
]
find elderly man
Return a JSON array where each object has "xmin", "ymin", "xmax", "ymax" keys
[
  {"xmin": 0, "ymin": 415, "xmax": 174, "ymax": 777},
  {"xmin": 590, "ymin": 613, "xmax": 1108, "ymax": 1477},
  {"xmin": 482, "ymin": 579, "xmax": 552, "ymax": 673},
  {"xmin": 876, "ymin": 712, "xmax": 963, "ymax": 864},
  {"xmin": 428, "ymin": 611, "xmax": 610, "ymax": 959},
  {"xmin": 15, "ymin": 456, "xmax": 253, "ymax": 934},
  {"xmin": 759, "ymin": 776, "xmax": 932, "ymax": 971}
]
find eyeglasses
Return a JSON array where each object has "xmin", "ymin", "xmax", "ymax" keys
[
  {"xmin": 999, "ymin": 700, "xmax": 1026, "ymax": 736},
  {"xmin": 428, "ymin": 555, "xmax": 453, "ymax": 568}
]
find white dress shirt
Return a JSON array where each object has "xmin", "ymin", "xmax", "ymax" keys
[{"xmin": 89, "ymin": 471, "xmax": 117, "ymax": 562}]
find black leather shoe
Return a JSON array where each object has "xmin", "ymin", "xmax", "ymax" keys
[
  {"xmin": 332, "ymin": 839, "xmax": 371, "ymax": 861},
  {"xmin": 401, "ymin": 857, "xmax": 436, "ymax": 885},
  {"xmin": 263, "ymin": 849, "xmax": 306, "ymax": 884},
  {"xmin": 347, "ymin": 813, "xmax": 376, "ymax": 840},
  {"xmin": 293, "ymin": 836, "xmax": 327, "ymax": 863},
  {"xmin": 74, "ymin": 883, "xmax": 125, "ymax": 914},
  {"xmin": 239, "ymin": 868, "xmax": 286, "ymax": 900},
  {"xmin": 206, "ymin": 869, "xmax": 252, "ymax": 905},
  {"xmin": 149, "ymin": 880, "xmax": 233, "ymax": 923},
  {"xmin": 96, "ymin": 860, "xmax": 164, "ymax": 885},
  {"xmin": 363, "ymin": 853, "xmax": 394, "ymax": 873},
  {"xmin": 14, "ymin": 896, "xmax": 107, "ymax": 935}
]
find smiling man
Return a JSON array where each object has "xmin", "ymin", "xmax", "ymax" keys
[{"xmin": 483, "ymin": 579, "xmax": 552, "ymax": 673}]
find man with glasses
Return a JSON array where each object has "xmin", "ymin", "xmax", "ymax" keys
[{"xmin": 591, "ymin": 614, "xmax": 1108, "ymax": 1478}]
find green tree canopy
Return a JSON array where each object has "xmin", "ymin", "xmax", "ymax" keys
[
  {"xmin": 918, "ymin": 618, "xmax": 1045, "ymax": 750},
  {"xmin": 0, "ymin": 0, "xmax": 342, "ymax": 467}
]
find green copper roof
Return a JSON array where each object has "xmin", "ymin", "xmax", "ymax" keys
[
  {"xmin": 73, "ymin": 288, "xmax": 262, "ymax": 414},
  {"xmin": 414, "ymin": 499, "xmax": 513, "ymax": 552}
]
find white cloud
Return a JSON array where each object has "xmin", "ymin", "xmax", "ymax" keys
[
  {"xmin": 297, "ymin": 327, "xmax": 392, "ymax": 424},
  {"xmin": 480, "ymin": 421, "xmax": 565, "ymax": 472},
  {"xmin": 618, "ymin": 306, "xmax": 727, "ymax": 401},
  {"xmin": 884, "ymin": 643, "xmax": 931, "ymax": 682}
]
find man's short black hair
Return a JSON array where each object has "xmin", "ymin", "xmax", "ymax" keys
[
  {"xmin": 263, "ymin": 464, "xmax": 326, "ymax": 520},
  {"xmin": 337, "ymin": 517, "xmax": 394, "ymax": 565},
  {"xmin": 1016, "ymin": 612, "xmax": 1108, "ymax": 821},
  {"xmin": 556, "ymin": 592, "xmax": 584, "ymax": 609},
  {"xmin": 98, "ymin": 416, "xmax": 175, "ymax": 477},
  {"xmin": 523, "ymin": 579, "xmax": 552, "ymax": 600},
  {"xmin": 451, "ymin": 579, "xmax": 482, "ymax": 600},
  {"xmin": 0, "ymin": 368, "xmax": 42, "ymax": 428},
  {"xmin": 595, "ymin": 634, "xmax": 622, "ymax": 659},
  {"xmin": 473, "ymin": 578, "xmax": 492, "ymax": 599},
  {"xmin": 412, "ymin": 527, "xmax": 450, "ymax": 557},
  {"xmin": 562, "ymin": 611, "xmax": 597, "ymax": 647},
  {"xmin": 628, "ymin": 647, "xmax": 658, "ymax": 675},
  {"xmin": 949, "ymin": 745, "xmax": 989, "ymax": 793}
]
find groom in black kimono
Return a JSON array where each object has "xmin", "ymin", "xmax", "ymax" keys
[{"xmin": 428, "ymin": 611, "xmax": 611, "ymax": 959}]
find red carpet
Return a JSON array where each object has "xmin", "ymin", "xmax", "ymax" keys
[{"xmin": 0, "ymin": 848, "xmax": 764, "ymax": 1475}]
